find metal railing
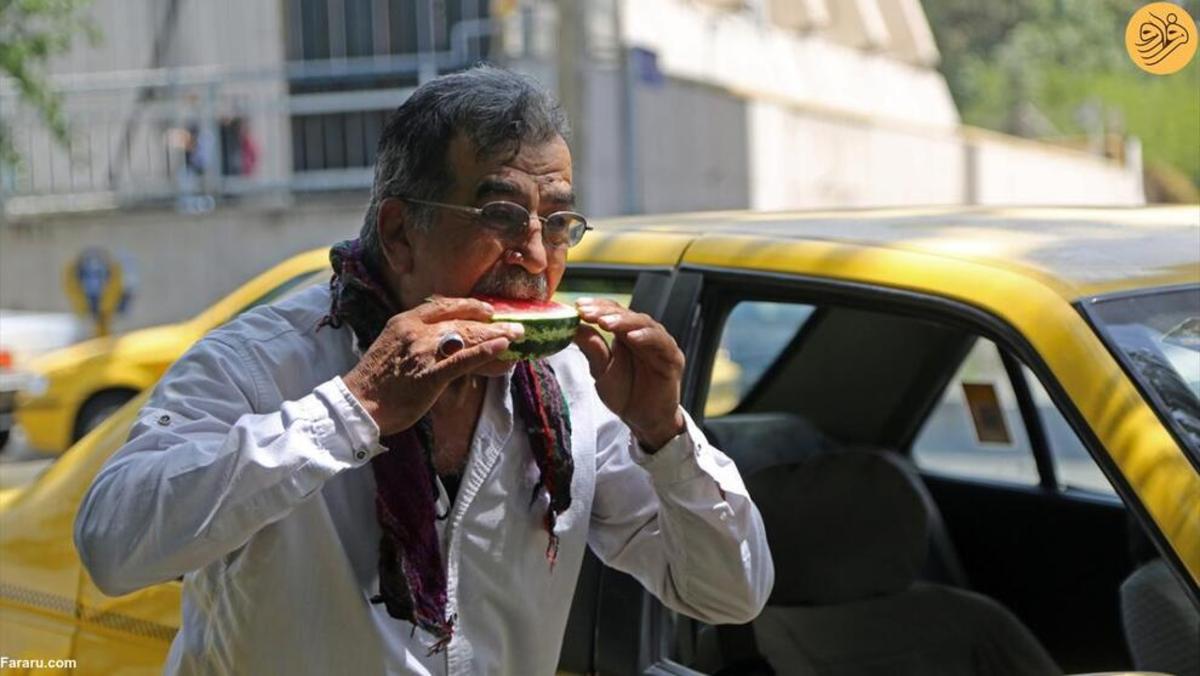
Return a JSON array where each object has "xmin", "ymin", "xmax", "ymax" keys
[{"xmin": 0, "ymin": 17, "xmax": 501, "ymax": 217}]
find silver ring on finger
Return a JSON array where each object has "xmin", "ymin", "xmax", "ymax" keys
[{"xmin": 436, "ymin": 331, "xmax": 466, "ymax": 359}]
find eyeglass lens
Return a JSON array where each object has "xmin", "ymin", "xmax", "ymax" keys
[{"xmin": 479, "ymin": 202, "xmax": 588, "ymax": 247}]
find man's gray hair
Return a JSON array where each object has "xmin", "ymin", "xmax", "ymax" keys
[{"xmin": 360, "ymin": 65, "xmax": 570, "ymax": 267}]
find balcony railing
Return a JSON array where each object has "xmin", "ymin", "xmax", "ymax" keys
[{"xmin": 0, "ymin": 17, "xmax": 499, "ymax": 217}]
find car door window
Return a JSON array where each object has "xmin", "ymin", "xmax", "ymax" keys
[
  {"xmin": 1023, "ymin": 365, "xmax": 1115, "ymax": 495},
  {"xmin": 706, "ymin": 301, "xmax": 816, "ymax": 416},
  {"xmin": 554, "ymin": 276, "xmax": 634, "ymax": 308},
  {"xmin": 911, "ymin": 338, "xmax": 1040, "ymax": 486}
]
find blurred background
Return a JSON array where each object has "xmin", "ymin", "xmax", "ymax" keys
[{"xmin": 0, "ymin": 0, "xmax": 1197, "ymax": 459}]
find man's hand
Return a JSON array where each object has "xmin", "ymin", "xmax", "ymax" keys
[
  {"xmin": 342, "ymin": 297, "xmax": 524, "ymax": 437},
  {"xmin": 572, "ymin": 298, "xmax": 686, "ymax": 451}
]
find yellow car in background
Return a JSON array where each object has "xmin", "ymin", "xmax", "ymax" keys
[{"xmin": 15, "ymin": 248, "xmax": 331, "ymax": 454}]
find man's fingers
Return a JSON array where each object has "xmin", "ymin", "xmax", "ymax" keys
[
  {"xmin": 400, "ymin": 320, "xmax": 522, "ymax": 364},
  {"xmin": 622, "ymin": 326, "xmax": 686, "ymax": 371},
  {"xmin": 580, "ymin": 307, "xmax": 660, "ymax": 340},
  {"xmin": 597, "ymin": 316, "xmax": 683, "ymax": 372},
  {"xmin": 575, "ymin": 297, "xmax": 654, "ymax": 335},
  {"xmin": 575, "ymin": 297, "xmax": 627, "ymax": 322},
  {"xmin": 572, "ymin": 324, "xmax": 612, "ymax": 379},
  {"xmin": 433, "ymin": 337, "xmax": 510, "ymax": 380},
  {"xmin": 413, "ymin": 297, "xmax": 495, "ymax": 323},
  {"xmin": 590, "ymin": 311, "xmax": 656, "ymax": 334},
  {"xmin": 438, "ymin": 319, "xmax": 525, "ymax": 346},
  {"xmin": 575, "ymin": 303, "xmax": 681, "ymax": 368}
]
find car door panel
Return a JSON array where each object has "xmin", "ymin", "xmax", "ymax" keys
[
  {"xmin": 921, "ymin": 474, "xmax": 1132, "ymax": 671},
  {"xmin": 556, "ymin": 268, "xmax": 683, "ymax": 676}
]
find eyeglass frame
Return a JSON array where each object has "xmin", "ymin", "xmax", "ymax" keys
[{"xmin": 400, "ymin": 196, "xmax": 593, "ymax": 249}]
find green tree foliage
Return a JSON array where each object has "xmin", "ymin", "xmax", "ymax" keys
[
  {"xmin": 924, "ymin": 0, "xmax": 1200, "ymax": 190},
  {"xmin": 0, "ymin": 0, "xmax": 99, "ymax": 166}
]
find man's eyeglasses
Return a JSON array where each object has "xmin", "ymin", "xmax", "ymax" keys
[{"xmin": 402, "ymin": 197, "xmax": 592, "ymax": 249}]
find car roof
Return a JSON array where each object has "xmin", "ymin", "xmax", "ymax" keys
[{"xmin": 584, "ymin": 205, "xmax": 1200, "ymax": 300}]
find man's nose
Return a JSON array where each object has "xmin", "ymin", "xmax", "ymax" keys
[{"xmin": 507, "ymin": 216, "xmax": 549, "ymax": 274}]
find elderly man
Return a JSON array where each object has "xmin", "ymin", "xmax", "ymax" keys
[{"xmin": 75, "ymin": 66, "xmax": 773, "ymax": 675}]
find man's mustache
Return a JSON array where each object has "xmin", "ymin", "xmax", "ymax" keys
[{"xmin": 471, "ymin": 266, "xmax": 549, "ymax": 300}]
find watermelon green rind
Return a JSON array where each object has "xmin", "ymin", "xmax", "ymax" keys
[{"xmin": 474, "ymin": 295, "xmax": 580, "ymax": 361}]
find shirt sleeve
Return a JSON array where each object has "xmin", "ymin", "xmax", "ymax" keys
[
  {"xmin": 74, "ymin": 334, "xmax": 385, "ymax": 597},
  {"xmin": 586, "ymin": 405, "xmax": 775, "ymax": 624}
]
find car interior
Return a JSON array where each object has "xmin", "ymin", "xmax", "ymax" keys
[
  {"xmin": 691, "ymin": 442, "xmax": 1059, "ymax": 675},
  {"xmin": 555, "ymin": 272, "xmax": 1200, "ymax": 676}
]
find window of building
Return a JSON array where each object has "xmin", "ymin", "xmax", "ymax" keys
[{"xmin": 283, "ymin": 0, "xmax": 493, "ymax": 172}]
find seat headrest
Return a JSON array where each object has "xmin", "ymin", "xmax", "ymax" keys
[
  {"xmin": 747, "ymin": 450, "xmax": 930, "ymax": 606},
  {"xmin": 703, "ymin": 413, "xmax": 831, "ymax": 478}
]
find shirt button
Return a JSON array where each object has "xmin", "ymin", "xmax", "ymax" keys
[
  {"xmin": 355, "ymin": 450, "xmax": 367, "ymax": 460},
  {"xmin": 157, "ymin": 415, "xmax": 171, "ymax": 426}
]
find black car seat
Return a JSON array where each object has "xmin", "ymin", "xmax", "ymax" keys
[
  {"xmin": 1120, "ymin": 558, "xmax": 1200, "ymax": 676},
  {"xmin": 703, "ymin": 414, "xmax": 968, "ymax": 589},
  {"xmin": 698, "ymin": 449, "xmax": 1060, "ymax": 675}
]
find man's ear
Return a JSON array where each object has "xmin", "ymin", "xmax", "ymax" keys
[{"xmin": 377, "ymin": 197, "xmax": 415, "ymax": 276}]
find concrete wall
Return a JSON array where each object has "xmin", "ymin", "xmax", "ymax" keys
[
  {"xmin": 633, "ymin": 77, "xmax": 751, "ymax": 214},
  {"xmin": 574, "ymin": 70, "xmax": 1143, "ymax": 214},
  {"xmin": 964, "ymin": 129, "xmax": 1144, "ymax": 206},
  {"xmin": 0, "ymin": 197, "xmax": 364, "ymax": 330},
  {"xmin": 747, "ymin": 99, "xmax": 964, "ymax": 209},
  {"xmin": 743, "ymin": 99, "xmax": 1144, "ymax": 210}
]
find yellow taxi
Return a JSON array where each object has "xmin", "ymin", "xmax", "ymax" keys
[
  {"xmin": 14, "ymin": 248, "xmax": 332, "ymax": 454},
  {"xmin": 1, "ymin": 206, "xmax": 1197, "ymax": 675}
]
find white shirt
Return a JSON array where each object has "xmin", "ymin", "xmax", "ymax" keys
[{"xmin": 74, "ymin": 284, "xmax": 774, "ymax": 675}]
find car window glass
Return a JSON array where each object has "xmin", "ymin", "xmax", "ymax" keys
[
  {"xmin": 706, "ymin": 301, "xmax": 817, "ymax": 416},
  {"xmin": 911, "ymin": 338, "xmax": 1039, "ymax": 486},
  {"xmin": 1087, "ymin": 287, "xmax": 1200, "ymax": 454},
  {"xmin": 553, "ymin": 275, "xmax": 634, "ymax": 307},
  {"xmin": 1020, "ymin": 366, "xmax": 1114, "ymax": 495}
]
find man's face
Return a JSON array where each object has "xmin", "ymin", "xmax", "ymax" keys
[{"xmin": 389, "ymin": 133, "xmax": 575, "ymax": 311}]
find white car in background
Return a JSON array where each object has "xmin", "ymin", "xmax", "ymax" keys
[{"xmin": 0, "ymin": 310, "xmax": 89, "ymax": 451}]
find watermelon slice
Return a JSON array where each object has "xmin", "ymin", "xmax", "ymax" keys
[{"xmin": 475, "ymin": 295, "xmax": 580, "ymax": 361}]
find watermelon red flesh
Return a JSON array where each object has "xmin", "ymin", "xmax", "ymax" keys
[{"xmin": 473, "ymin": 295, "xmax": 580, "ymax": 360}]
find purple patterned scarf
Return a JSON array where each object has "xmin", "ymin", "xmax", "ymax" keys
[{"xmin": 318, "ymin": 239, "xmax": 573, "ymax": 653}]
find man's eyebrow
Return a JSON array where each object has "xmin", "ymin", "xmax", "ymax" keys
[
  {"xmin": 544, "ymin": 189, "xmax": 576, "ymax": 208},
  {"xmin": 475, "ymin": 178, "xmax": 523, "ymax": 201}
]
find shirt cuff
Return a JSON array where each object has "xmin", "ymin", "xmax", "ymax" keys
[
  {"xmin": 628, "ymin": 407, "xmax": 710, "ymax": 486},
  {"xmin": 310, "ymin": 376, "xmax": 387, "ymax": 464}
]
